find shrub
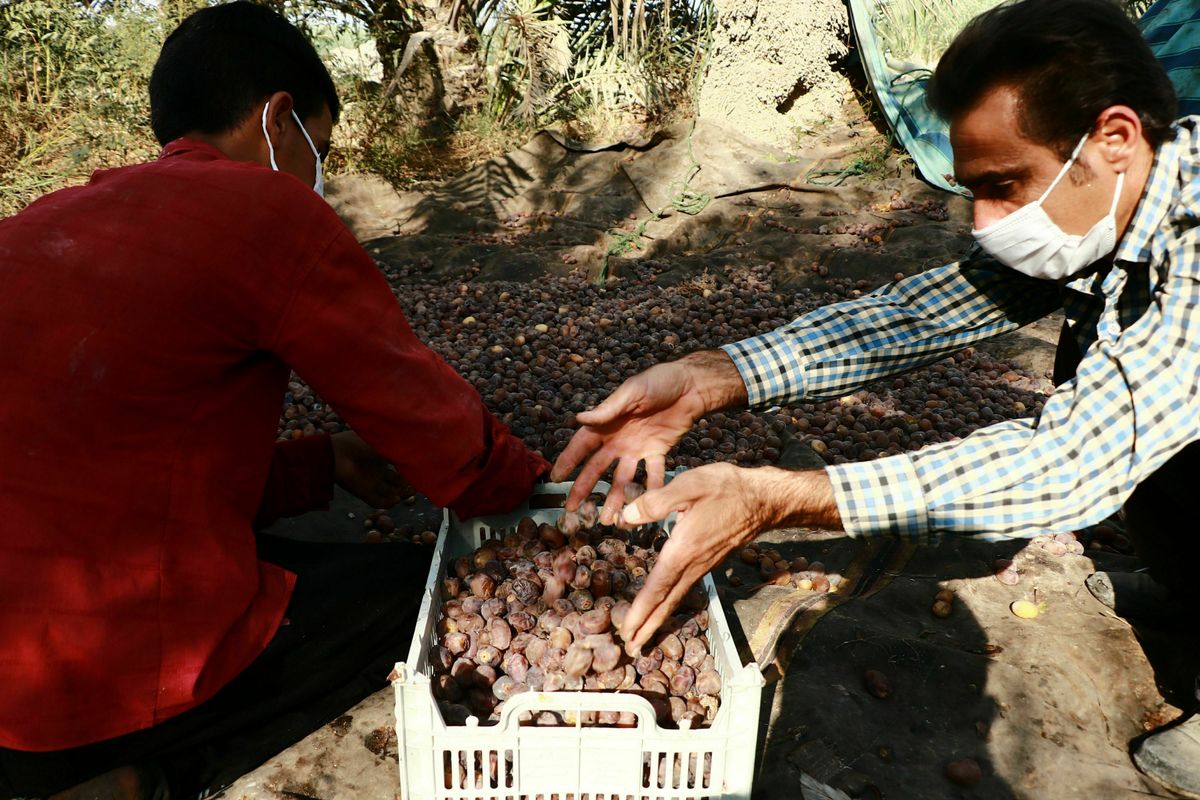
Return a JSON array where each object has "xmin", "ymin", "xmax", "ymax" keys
[{"xmin": 0, "ymin": 1, "xmax": 162, "ymax": 215}]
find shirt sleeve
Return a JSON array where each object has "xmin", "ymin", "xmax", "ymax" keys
[
  {"xmin": 828, "ymin": 226, "xmax": 1200, "ymax": 543},
  {"xmin": 267, "ymin": 227, "xmax": 550, "ymax": 520},
  {"xmin": 253, "ymin": 434, "xmax": 335, "ymax": 529},
  {"xmin": 720, "ymin": 250, "xmax": 1062, "ymax": 408}
]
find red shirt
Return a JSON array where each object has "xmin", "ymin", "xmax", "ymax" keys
[{"xmin": 0, "ymin": 139, "xmax": 548, "ymax": 751}]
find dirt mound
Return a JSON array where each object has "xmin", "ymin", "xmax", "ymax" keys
[
  {"xmin": 699, "ymin": 0, "xmax": 852, "ymax": 147},
  {"xmin": 326, "ymin": 118, "xmax": 970, "ymax": 284}
]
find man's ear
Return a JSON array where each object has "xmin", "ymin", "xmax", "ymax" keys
[
  {"xmin": 1090, "ymin": 105, "xmax": 1143, "ymax": 174},
  {"xmin": 260, "ymin": 90, "xmax": 296, "ymax": 160}
]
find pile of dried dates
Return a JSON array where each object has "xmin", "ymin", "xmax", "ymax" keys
[{"xmin": 430, "ymin": 493, "xmax": 722, "ymax": 729}]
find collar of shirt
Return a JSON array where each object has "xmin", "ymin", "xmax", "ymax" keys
[
  {"xmin": 1062, "ymin": 116, "xmax": 1196, "ymax": 298},
  {"xmin": 159, "ymin": 137, "xmax": 232, "ymax": 162}
]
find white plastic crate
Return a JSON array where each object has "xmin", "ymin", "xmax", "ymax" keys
[{"xmin": 393, "ymin": 481, "xmax": 764, "ymax": 800}]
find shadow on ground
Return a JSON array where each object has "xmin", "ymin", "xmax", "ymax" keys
[{"xmin": 727, "ymin": 532, "xmax": 1189, "ymax": 799}]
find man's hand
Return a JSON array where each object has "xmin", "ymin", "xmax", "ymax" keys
[
  {"xmin": 615, "ymin": 463, "xmax": 841, "ymax": 654},
  {"xmin": 550, "ymin": 350, "xmax": 748, "ymax": 524},
  {"xmin": 331, "ymin": 431, "xmax": 411, "ymax": 509}
]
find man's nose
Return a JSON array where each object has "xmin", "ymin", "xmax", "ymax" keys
[{"xmin": 973, "ymin": 202, "xmax": 1006, "ymax": 232}]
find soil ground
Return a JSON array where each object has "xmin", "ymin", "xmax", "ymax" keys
[{"xmin": 219, "ymin": 122, "xmax": 1196, "ymax": 800}]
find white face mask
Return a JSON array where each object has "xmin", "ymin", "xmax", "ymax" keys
[
  {"xmin": 261, "ymin": 101, "xmax": 324, "ymax": 197},
  {"xmin": 972, "ymin": 133, "xmax": 1125, "ymax": 280}
]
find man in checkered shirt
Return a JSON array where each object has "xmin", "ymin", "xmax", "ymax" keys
[{"xmin": 555, "ymin": 0, "xmax": 1199, "ymax": 793}]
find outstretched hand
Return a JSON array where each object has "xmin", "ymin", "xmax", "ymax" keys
[
  {"xmin": 615, "ymin": 463, "xmax": 841, "ymax": 654},
  {"xmin": 550, "ymin": 350, "xmax": 748, "ymax": 525},
  {"xmin": 551, "ymin": 361, "xmax": 701, "ymax": 523},
  {"xmin": 331, "ymin": 431, "xmax": 411, "ymax": 509}
]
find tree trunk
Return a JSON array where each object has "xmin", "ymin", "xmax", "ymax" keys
[
  {"xmin": 372, "ymin": 0, "xmax": 422, "ymax": 84},
  {"xmin": 378, "ymin": 0, "xmax": 486, "ymax": 129},
  {"xmin": 620, "ymin": 0, "xmax": 632, "ymax": 56}
]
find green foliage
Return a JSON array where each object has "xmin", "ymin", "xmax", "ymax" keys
[
  {"xmin": 322, "ymin": 0, "xmax": 711, "ymax": 179},
  {"xmin": 484, "ymin": 0, "xmax": 572, "ymax": 122},
  {"xmin": 1123, "ymin": 0, "xmax": 1156, "ymax": 16},
  {"xmin": 0, "ymin": 0, "xmax": 162, "ymax": 215},
  {"xmin": 482, "ymin": 0, "xmax": 707, "ymax": 130},
  {"xmin": 326, "ymin": 72, "xmax": 461, "ymax": 185},
  {"xmin": 0, "ymin": 0, "xmax": 712, "ymax": 212}
]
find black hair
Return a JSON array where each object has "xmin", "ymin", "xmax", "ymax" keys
[
  {"xmin": 927, "ymin": 0, "xmax": 1178, "ymax": 156},
  {"xmin": 149, "ymin": 1, "xmax": 340, "ymax": 145}
]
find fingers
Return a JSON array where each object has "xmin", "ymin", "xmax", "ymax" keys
[
  {"xmin": 374, "ymin": 475, "xmax": 406, "ymax": 507},
  {"xmin": 574, "ymin": 380, "xmax": 641, "ymax": 428},
  {"xmin": 615, "ymin": 483, "xmax": 702, "ymax": 651},
  {"xmin": 564, "ymin": 447, "xmax": 617, "ymax": 510},
  {"xmin": 628, "ymin": 576, "xmax": 696, "ymax": 655},
  {"xmin": 618, "ymin": 541, "xmax": 701, "ymax": 654},
  {"xmin": 600, "ymin": 456, "xmax": 638, "ymax": 525},
  {"xmin": 550, "ymin": 428, "xmax": 603, "ymax": 483},
  {"xmin": 620, "ymin": 575, "xmax": 671, "ymax": 655},
  {"xmin": 620, "ymin": 473, "xmax": 694, "ymax": 527},
  {"xmin": 645, "ymin": 453, "xmax": 666, "ymax": 491}
]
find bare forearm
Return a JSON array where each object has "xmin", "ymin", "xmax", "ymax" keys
[
  {"xmin": 757, "ymin": 465, "xmax": 843, "ymax": 531},
  {"xmin": 618, "ymin": 461, "xmax": 844, "ymax": 651},
  {"xmin": 681, "ymin": 349, "xmax": 748, "ymax": 415},
  {"xmin": 552, "ymin": 349, "xmax": 748, "ymax": 497},
  {"xmin": 680, "ymin": 354, "xmax": 841, "ymax": 529}
]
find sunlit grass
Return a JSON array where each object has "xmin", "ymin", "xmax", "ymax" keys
[
  {"xmin": 875, "ymin": 0, "xmax": 1157, "ymax": 70},
  {"xmin": 873, "ymin": 0, "xmax": 1005, "ymax": 69}
]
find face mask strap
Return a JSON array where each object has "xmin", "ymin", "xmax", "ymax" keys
[
  {"xmin": 1109, "ymin": 171, "xmax": 1126, "ymax": 216},
  {"xmin": 290, "ymin": 111, "xmax": 320, "ymax": 160},
  {"xmin": 1037, "ymin": 132, "xmax": 1091, "ymax": 204},
  {"xmin": 260, "ymin": 101, "xmax": 324, "ymax": 196},
  {"xmin": 289, "ymin": 110, "xmax": 324, "ymax": 197},
  {"xmin": 261, "ymin": 102, "xmax": 280, "ymax": 171}
]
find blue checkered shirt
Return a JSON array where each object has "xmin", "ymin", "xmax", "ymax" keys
[{"xmin": 722, "ymin": 117, "xmax": 1200, "ymax": 543}]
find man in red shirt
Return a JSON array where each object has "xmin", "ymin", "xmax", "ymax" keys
[{"xmin": 0, "ymin": 4, "xmax": 547, "ymax": 798}]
